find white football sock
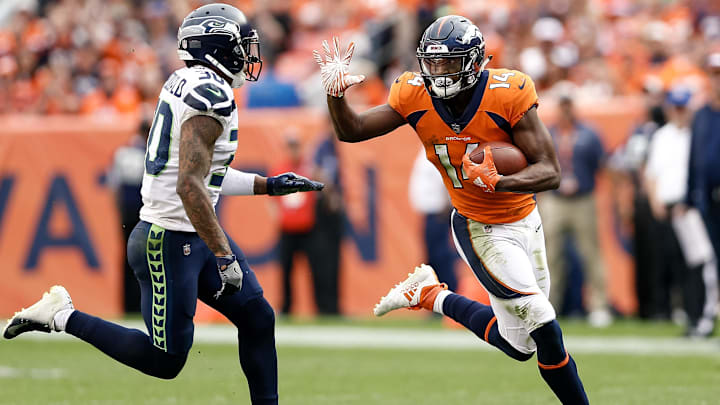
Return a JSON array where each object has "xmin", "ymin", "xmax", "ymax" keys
[
  {"xmin": 433, "ymin": 290, "xmax": 452, "ymax": 315},
  {"xmin": 53, "ymin": 309, "xmax": 75, "ymax": 332}
]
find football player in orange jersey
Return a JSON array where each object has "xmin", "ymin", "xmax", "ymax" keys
[{"xmin": 314, "ymin": 15, "xmax": 589, "ymax": 404}]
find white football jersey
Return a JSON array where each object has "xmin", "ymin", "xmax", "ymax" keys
[{"xmin": 139, "ymin": 65, "xmax": 238, "ymax": 232}]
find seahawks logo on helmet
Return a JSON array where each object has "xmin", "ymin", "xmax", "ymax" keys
[{"xmin": 200, "ymin": 18, "xmax": 238, "ymax": 35}]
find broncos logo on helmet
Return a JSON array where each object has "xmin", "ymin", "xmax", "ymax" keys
[
  {"xmin": 459, "ymin": 24, "xmax": 482, "ymax": 45},
  {"xmin": 416, "ymin": 15, "xmax": 490, "ymax": 99},
  {"xmin": 177, "ymin": 3, "xmax": 262, "ymax": 88}
]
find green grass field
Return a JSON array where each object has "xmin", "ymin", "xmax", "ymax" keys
[{"xmin": 1, "ymin": 318, "xmax": 719, "ymax": 405}]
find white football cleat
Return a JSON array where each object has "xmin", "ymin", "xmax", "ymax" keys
[
  {"xmin": 373, "ymin": 264, "xmax": 447, "ymax": 317},
  {"xmin": 3, "ymin": 285, "xmax": 74, "ymax": 339}
]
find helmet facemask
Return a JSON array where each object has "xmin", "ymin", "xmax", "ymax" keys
[
  {"xmin": 237, "ymin": 29, "xmax": 262, "ymax": 82},
  {"xmin": 417, "ymin": 45, "xmax": 484, "ymax": 99},
  {"xmin": 202, "ymin": 29, "xmax": 262, "ymax": 88}
]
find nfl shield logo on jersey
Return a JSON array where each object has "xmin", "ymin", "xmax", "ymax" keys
[{"xmin": 183, "ymin": 243, "xmax": 191, "ymax": 256}]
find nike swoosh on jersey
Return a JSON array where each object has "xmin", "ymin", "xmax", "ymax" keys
[
  {"xmin": 518, "ymin": 78, "xmax": 526, "ymax": 90},
  {"xmin": 207, "ymin": 87, "xmax": 223, "ymax": 98}
]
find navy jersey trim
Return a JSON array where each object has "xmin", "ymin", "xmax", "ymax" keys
[
  {"xmin": 183, "ymin": 83, "xmax": 233, "ymax": 117},
  {"xmin": 485, "ymin": 111, "xmax": 513, "ymax": 139},
  {"xmin": 209, "ymin": 172, "xmax": 225, "ymax": 188},
  {"xmin": 193, "ymin": 82, "xmax": 229, "ymax": 104},
  {"xmin": 431, "ymin": 70, "xmax": 489, "ymax": 134},
  {"xmin": 214, "ymin": 104, "xmax": 234, "ymax": 117},
  {"xmin": 406, "ymin": 110, "xmax": 427, "ymax": 130},
  {"xmin": 183, "ymin": 93, "xmax": 208, "ymax": 112}
]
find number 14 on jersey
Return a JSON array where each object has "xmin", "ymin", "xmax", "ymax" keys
[{"xmin": 434, "ymin": 143, "xmax": 479, "ymax": 188}]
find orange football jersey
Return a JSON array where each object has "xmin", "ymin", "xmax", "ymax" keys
[{"xmin": 389, "ymin": 68, "xmax": 539, "ymax": 224}]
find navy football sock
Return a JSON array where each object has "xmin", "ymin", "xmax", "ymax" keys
[
  {"xmin": 442, "ymin": 293, "xmax": 532, "ymax": 361},
  {"xmin": 65, "ymin": 311, "xmax": 186, "ymax": 379},
  {"xmin": 214, "ymin": 297, "xmax": 278, "ymax": 405},
  {"xmin": 531, "ymin": 320, "xmax": 588, "ymax": 404}
]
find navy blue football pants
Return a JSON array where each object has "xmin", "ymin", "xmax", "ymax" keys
[{"xmin": 66, "ymin": 221, "xmax": 277, "ymax": 404}]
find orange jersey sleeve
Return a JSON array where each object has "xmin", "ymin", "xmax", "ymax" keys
[
  {"xmin": 483, "ymin": 68, "xmax": 539, "ymax": 127},
  {"xmin": 388, "ymin": 71, "xmax": 429, "ymax": 119}
]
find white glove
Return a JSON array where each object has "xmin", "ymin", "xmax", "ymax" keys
[
  {"xmin": 313, "ymin": 37, "xmax": 366, "ymax": 97},
  {"xmin": 214, "ymin": 254, "xmax": 243, "ymax": 299}
]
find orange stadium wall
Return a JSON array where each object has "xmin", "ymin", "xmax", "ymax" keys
[{"xmin": 0, "ymin": 101, "xmax": 643, "ymax": 318}]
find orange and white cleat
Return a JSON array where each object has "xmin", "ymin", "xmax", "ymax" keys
[{"xmin": 373, "ymin": 264, "xmax": 447, "ymax": 316}]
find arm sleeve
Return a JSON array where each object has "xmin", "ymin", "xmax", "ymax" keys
[
  {"xmin": 508, "ymin": 73, "xmax": 539, "ymax": 127},
  {"xmin": 180, "ymin": 82, "xmax": 235, "ymax": 127},
  {"xmin": 220, "ymin": 167, "xmax": 256, "ymax": 196}
]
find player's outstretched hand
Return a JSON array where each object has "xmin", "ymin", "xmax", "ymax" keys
[
  {"xmin": 313, "ymin": 37, "xmax": 366, "ymax": 97},
  {"xmin": 214, "ymin": 254, "xmax": 243, "ymax": 299},
  {"xmin": 462, "ymin": 146, "xmax": 502, "ymax": 193},
  {"xmin": 267, "ymin": 172, "xmax": 324, "ymax": 196}
]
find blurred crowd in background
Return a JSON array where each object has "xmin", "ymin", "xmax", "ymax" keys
[
  {"xmin": 1, "ymin": 0, "xmax": 719, "ymax": 115},
  {"xmin": 3, "ymin": 0, "xmax": 720, "ymax": 333}
]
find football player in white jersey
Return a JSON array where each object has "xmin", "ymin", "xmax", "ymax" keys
[{"xmin": 3, "ymin": 4, "xmax": 322, "ymax": 404}]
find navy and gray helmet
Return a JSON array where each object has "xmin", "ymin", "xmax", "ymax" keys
[
  {"xmin": 177, "ymin": 3, "xmax": 262, "ymax": 88},
  {"xmin": 416, "ymin": 15, "xmax": 489, "ymax": 99}
]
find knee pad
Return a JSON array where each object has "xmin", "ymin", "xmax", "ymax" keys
[
  {"xmin": 511, "ymin": 293, "xmax": 557, "ymax": 334},
  {"xmin": 492, "ymin": 294, "xmax": 556, "ymax": 355}
]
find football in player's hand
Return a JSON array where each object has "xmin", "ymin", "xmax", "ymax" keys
[{"xmin": 469, "ymin": 141, "xmax": 528, "ymax": 175}]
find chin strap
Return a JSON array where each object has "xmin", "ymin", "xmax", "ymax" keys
[
  {"xmin": 204, "ymin": 54, "xmax": 246, "ymax": 88},
  {"xmin": 479, "ymin": 55, "xmax": 493, "ymax": 72}
]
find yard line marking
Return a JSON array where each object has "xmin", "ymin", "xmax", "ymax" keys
[
  {"xmin": 6, "ymin": 321, "xmax": 719, "ymax": 357},
  {"xmin": 0, "ymin": 365, "xmax": 65, "ymax": 379}
]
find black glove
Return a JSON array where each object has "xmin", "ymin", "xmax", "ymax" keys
[
  {"xmin": 214, "ymin": 254, "xmax": 243, "ymax": 299},
  {"xmin": 266, "ymin": 172, "xmax": 324, "ymax": 196}
]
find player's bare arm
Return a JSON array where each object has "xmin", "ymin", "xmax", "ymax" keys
[
  {"xmin": 177, "ymin": 115, "xmax": 232, "ymax": 256},
  {"xmin": 253, "ymin": 176, "xmax": 267, "ymax": 194},
  {"xmin": 327, "ymin": 99, "xmax": 406, "ymax": 143},
  {"xmin": 494, "ymin": 107, "xmax": 560, "ymax": 193}
]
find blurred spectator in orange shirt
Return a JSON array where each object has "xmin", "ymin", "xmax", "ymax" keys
[{"xmin": 81, "ymin": 60, "xmax": 140, "ymax": 115}]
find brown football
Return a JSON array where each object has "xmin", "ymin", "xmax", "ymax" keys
[{"xmin": 469, "ymin": 141, "xmax": 528, "ymax": 175}]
